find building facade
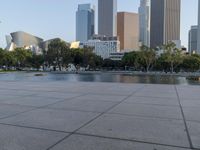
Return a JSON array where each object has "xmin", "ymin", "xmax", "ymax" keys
[
  {"xmin": 150, "ymin": 0, "xmax": 181, "ymax": 48},
  {"xmin": 117, "ymin": 12, "xmax": 139, "ymax": 51},
  {"xmin": 76, "ymin": 4, "xmax": 95, "ymax": 42},
  {"xmin": 188, "ymin": 26, "xmax": 198, "ymax": 54},
  {"xmin": 138, "ymin": 0, "xmax": 150, "ymax": 47},
  {"xmin": 98, "ymin": 0, "xmax": 117, "ymax": 37},
  {"xmin": 197, "ymin": 0, "xmax": 200, "ymax": 54},
  {"xmin": 80, "ymin": 39, "xmax": 120, "ymax": 59},
  {"xmin": 6, "ymin": 31, "xmax": 43, "ymax": 54}
]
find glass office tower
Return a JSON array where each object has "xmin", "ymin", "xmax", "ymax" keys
[{"xmin": 76, "ymin": 4, "xmax": 95, "ymax": 42}]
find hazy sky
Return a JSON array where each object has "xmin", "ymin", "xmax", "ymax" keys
[{"xmin": 0, "ymin": 0, "xmax": 198, "ymax": 48}]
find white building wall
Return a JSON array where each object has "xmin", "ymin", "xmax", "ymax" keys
[{"xmin": 81, "ymin": 40, "xmax": 120, "ymax": 59}]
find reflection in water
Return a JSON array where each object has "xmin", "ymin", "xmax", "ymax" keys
[{"xmin": 0, "ymin": 72, "xmax": 199, "ymax": 85}]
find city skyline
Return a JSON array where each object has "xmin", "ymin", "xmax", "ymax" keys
[{"xmin": 0, "ymin": 0, "xmax": 198, "ymax": 49}]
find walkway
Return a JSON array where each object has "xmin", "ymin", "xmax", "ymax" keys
[{"xmin": 0, "ymin": 81, "xmax": 199, "ymax": 150}]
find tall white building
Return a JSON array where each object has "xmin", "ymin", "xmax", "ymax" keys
[
  {"xmin": 138, "ymin": 0, "xmax": 150, "ymax": 47},
  {"xmin": 197, "ymin": 0, "xmax": 200, "ymax": 54}
]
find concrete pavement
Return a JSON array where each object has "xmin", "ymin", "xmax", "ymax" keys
[{"xmin": 0, "ymin": 81, "xmax": 199, "ymax": 150}]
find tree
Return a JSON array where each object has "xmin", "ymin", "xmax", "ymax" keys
[
  {"xmin": 162, "ymin": 42, "xmax": 183, "ymax": 73},
  {"xmin": 2, "ymin": 51, "xmax": 17, "ymax": 69},
  {"xmin": 0, "ymin": 48, "xmax": 5, "ymax": 66},
  {"xmin": 122, "ymin": 51, "xmax": 140, "ymax": 70},
  {"xmin": 27, "ymin": 54, "xmax": 44, "ymax": 70},
  {"xmin": 46, "ymin": 39, "xmax": 69, "ymax": 71},
  {"xmin": 182, "ymin": 55, "xmax": 200, "ymax": 72},
  {"xmin": 139, "ymin": 45, "xmax": 156, "ymax": 72},
  {"xmin": 12, "ymin": 48, "xmax": 32, "ymax": 69}
]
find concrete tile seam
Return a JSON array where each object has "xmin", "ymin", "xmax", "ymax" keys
[
  {"xmin": 175, "ymin": 85, "xmax": 194, "ymax": 149},
  {"xmin": 46, "ymin": 85, "xmax": 146, "ymax": 150}
]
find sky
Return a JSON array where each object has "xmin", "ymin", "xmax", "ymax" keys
[{"xmin": 0, "ymin": 0, "xmax": 198, "ymax": 48}]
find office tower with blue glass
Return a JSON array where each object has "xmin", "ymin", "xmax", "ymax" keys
[{"xmin": 76, "ymin": 4, "xmax": 95, "ymax": 42}]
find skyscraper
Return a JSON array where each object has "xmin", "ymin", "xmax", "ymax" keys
[
  {"xmin": 139, "ymin": 0, "xmax": 150, "ymax": 47},
  {"xmin": 188, "ymin": 26, "xmax": 198, "ymax": 54},
  {"xmin": 197, "ymin": 0, "xmax": 200, "ymax": 54},
  {"xmin": 98, "ymin": 0, "xmax": 117, "ymax": 37},
  {"xmin": 117, "ymin": 12, "xmax": 139, "ymax": 51},
  {"xmin": 76, "ymin": 4, "xmax": 95, "ymax": 42},
  {"xmin": 150, "ymin": 0, "xmax": 181, "ymax": 48}
]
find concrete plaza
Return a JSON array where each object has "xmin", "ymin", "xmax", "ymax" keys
[{"xmin": 0, "ymin": 81, "xmax": 199, "ymax": 150}]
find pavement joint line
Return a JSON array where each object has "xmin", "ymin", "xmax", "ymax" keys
[
  {"xmin": 0, "ymin": 93, "xmax": 88, "ymax": 121},
  {"xmin": 46, "ymin": 85, "xmax": 147, "ymax": 150},
  {"xmin": 0, "ymin": 87, "xmax": 132, "ymax": 97},
  {"xmin": 0, "ymin": 122, "xmax": 197, "ymax": 150},
  {"xmin": 122, "ymin": 101, "xmax": 180, "ymax": 107},
  {"xmin": 174, "ymin": 85, "xmax": 194, "ymax": 149},
  {"xmin": 0, "ymin": 122, "xmax": 71, "ymax": 134},
  {"xmin": 74, "ymin": 132, "xmax": 192, "ymax": 150},
  {"xmin": 105, "ymin": 112, "xmax": 184, "ymax": 121}
]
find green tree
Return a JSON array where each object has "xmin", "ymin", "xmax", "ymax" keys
[
  {"xmin": 27, "ymin": 54, "xmax": 44, "ymax": 70},
  {"xmin": 139, "ymin": 45, "xmax": 156, "ymax": 72},
  {"xmin": 12, "ymin": 48, "xmax": 32, "ymax": 69},
  {"xmin": 162, "ymin": 42, "xmax": 183, "ymax": 73},
  {"xmin": 3, "ymin": 51, "xmax": 17, "ymax": 69},
  {"xmin": 0, "ymin": 48, "xmax": 5, "ymax": 66},
  {"xmin": 122, "ymin": 51, "xmax": 140, "ymax": 70},
  {"xmin": 46, "ymin": 39, "xmax": 69, "ymax": 71},
  {"xmin": 182, "ymin": 55, "xmax": 200, "ymax": 72}
]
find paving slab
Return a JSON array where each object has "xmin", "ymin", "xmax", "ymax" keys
[
  {"xmin": 73, "ymin": 94, "xmax": 127, "ymax": 102},
  {"xmin": 108, "ymin": 103, "xmax": 182, "ymax": 119},
  {"xmin": 0, "ymin": 90, "xmax": 36, "ymax": 96},
  {"xmin": 187, "ymin": 121, "xmax": 200, "ymax": 149},
  {"xmin": 134, "ymin": 91, "xmax": 178, "ymax": 98},
  {"xmin": 0, "ymin": 95, "xmax": 22, "ymax": 102},
  {"xmin": 124, "ymin": 96, "xmax": 179, "ymax": 106},
  {"xmin": 78, "ymin": 114, "xmax": 190, "ymax": 147},
  {"xmin": 0, "ymin": 108, "xmax": 99, "ymax": 132},
  {"xmin": 181, "ymin": 99, "xmax": 200, "ymax": 108},
  {"xmin": 0, "ymin": 124, "xmax": 67, "ymax": 150},
  {"xmin": 51, "ymin": 134, "xmax": 191, "ymax": 150},
  {"xmin": 35, "ymin": 92, "xmax": 81, "ymax": 99},
  {"xmin": 183, "ymin": 107, "xmax": 200, "ymax": 122},
  {"xmin": 48, "ymin": 99, "xmax": 118, "ymax": 113},
  {"xmin": 0, "ymin": 103, "xmax": 34, "ymax": 119},
  {"xmin": 0, "ymin": 96, "xmax": 65, "ymax": 107}
]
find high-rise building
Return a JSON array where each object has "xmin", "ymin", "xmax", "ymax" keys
[
  {"xmin": 139, "ymin": 0, "xmax": 150, "ymax": 47},
  {"xmin": 197, "ymin": 0, "xmax": 200, "ymax": 54},
  {"xmin": 188, "ymin": 25, "xmax": 198, "ymax": 54},
  {"xmin": 150, "ymin": 0, "xmax": 181, "ymax": 48},
  {"xmin": 117, "ymin": 12, "xmax": 139, "ymax": 51},
  {"xmin": 76, "ymin": 4, "xmax": 95, "ymax": 42},
  {"xmin": 98, "ymin": 0, "xmax": 117, "ymax": 37}
]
